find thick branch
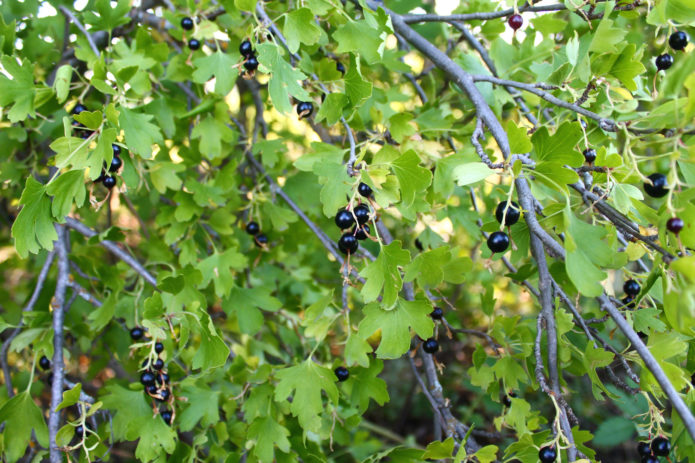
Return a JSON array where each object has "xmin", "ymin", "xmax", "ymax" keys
[
  {"xmin": 402, "ymin": 4, "xmax": 569, "ymax": 23},
  {"xmin": 49, "ymin": 225, "xmax": 70, "ymax": 463},
  {"xmin": 64, "ymin": 217, "xmax": 158, "ymax": 287}
]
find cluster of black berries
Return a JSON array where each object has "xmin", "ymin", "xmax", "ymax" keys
[
  {"xmin": 539, "ymin": 445, "xmax": 557, "ymax": 462},
  {"xmin": 487, "ymin": 200, "xmax": 521, "ymax": 254},
  {"xmin": 655, "ymin": 31, "xmax": 689, "ymax": 71},
  {"xmin": 334, "ymin": 183, "xmax": 374, "ymax": 255},
  {"xmin": 420, "ymin": 307, "xmax": 445, "ymax": 355},
  {"xmin": 130, "ymin": 327, "xmax": 174, "ymax": 425},
  {"xmin": 622, "ymin": 279, "xmax": 640, "ymax": 309},
  {"xmin": 638, "ymin": 436, "xmax": 671, "ymax": 462},
  {"xmin": 239, "ymin": 39, "xmax": 259, "ymax": 73},
  {"xmin": 245, "ymin": 221, "xmax": 268, "ymax": 248},
  {"xmin": 180, "ymin": 16, "xmax": 201, "ymax": 51},
  {"xmin": 95, "ymin": 144, "xmax": 124, "ymax": 190}
]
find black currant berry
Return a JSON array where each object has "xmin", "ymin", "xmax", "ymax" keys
[
  {"xmin": 335, "ymin": 209, "xmax": 355, "ymax": 229},
  {"xmin": 644, "ymin": 173, "xmax": 669, "ymax": 198},
  {"xmin": 508, "ymin": 14, "xmax": 523, "ymax": 30},
  {"xmin": 666, "ymin": 217, "xmax": 684, "ymax": 234},
  {"xmin": 140, "ymin": 371, "xmax": 156, "ymax": 386},
  {"xmin": 39, "ymin": 355, "xmax": 51, "ymax": 371},
  {"xmin": 669, "ymin": 31, "xmax": 688, "ymax": 51},
  {"xmin": 72, "ymin": 103, "xmax": 87, "ymax": 115},
  {"xmin": 338, "ymin": 233, "xmax": 358, "ymax": 254},
  {"xmin": 415, "ymin": 239, "xmax": 423, "ymax": 251},
  {"xmin": 146, "ymin": 384, "xmax": 158, "ymax": 395},
  {"xmin": 336, "ymin": 61, "xmax": 346, "ymax": 75},
  {"xmin": 188, "ymin": 39, "xmax": 201, "ymax": 51},
  {"xmin": 423, "ymin": 338, "xmax": 439, "ymax": 354},
  {"xmin": 108, "ymin": 155, "xmax": 122, "ymax": 173},
  {"xmin": 152, "ymin": 358, "xmax": 164, "ymax": 371},
  {"xmin": 582, "ymin": 148, "xmax": 597, "ymax": 164},
  {"xmin": 637, "ymin": 442, "xmax": 652, "ymax": 457},
  {"xmin": 154, "ymin": 342, "xmax": 164, "ymax": 354},
  {"xmin": 354, "ymin": 224, "xmax": 370, "ymax": 240},
  {"xmin": 244, "ymin": 56, "xmax": 259, "ymax": 71},
  {"xmin": 130, "ymin": 327, "xmax": 145, "ymax": 341},
  {"xmin": 502, "ymin": 391, "xmax": 516, "ymax": 407},
  {"xmin": 487, "ymin": 231, "xmax": 510, "ymax": 253},
  {"xmin": 181, "ymin": 17, "xmax": 194, "ymax": 30},
  {"xmin": 239, "ymin": 39, "xmax": 253, "ymax": 57},
  {"xmin": 430, "ymin": 307, "xmax": 444, "ymax": 320},
  {"xmin": 158, "ymin": 372, "xmax": 170, "ymax": 384},
  {"xmin": 245, "ymin": 221, "xmax": 260, "ymax": 235},
  {"xmin": 158, "ymin": 388, "xmax": 171, "ymax": 402},
  {"xmin": 112, "ymin": 144, "xmax": 122, "ymax": 156},
  {"xmin": 642, "ymin": 456, "xmax": 660, "ymax": 463},
  {"xmin": 622, "ymin": 295, "xmax": 636, "ymax": 309},
  {"xmin": 538, "ymin": 446, "xmax": 557, "ymax": 463},
  {"xmin": 254, "ymin": 233, "xmax": 268, "ymax": 247},
  {"xmin": 495, "ymin": 201, "xmax": 520, "ymax": 226},
  {"xmin": 655, "ymin": 53, "xmax": 674, "ymax": 71},
  {"xmin": 651, "ymin": 437, "xmax": 671, "ymax": 456},
  {"xmin": 334, "ymin": 366, "xmax": 349, "ymax": 382},
  {"xmin": 623, "ymin": 279, "xmax": 640, "ymax": 297},
  {"xmin": 102, "ymin": 176, "xmax": 117, "ymax": 189},
  {"xmin": 296, "ymin": 101, "xmax": 314, "ymax": 119},
  {"xmin": 161, "ymin": 409, "xmax": 173, "ymax": 425},
  {"xmin": 358, "ymin": 182, "xmax": 373, "ymax": 198},
  {"xmin": 353, "ymin": 204, "xmax": 370, "ymax": 225}
]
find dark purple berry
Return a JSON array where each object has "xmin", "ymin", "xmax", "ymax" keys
[
  {"xmin": 582, "ymin": 148, "xmax": 597, "ymax": 164},
  {"xmin": 158, "ymin": 388, "xmax": 171, "ymax": 401},
  {"xmin": 495, "ymin": 201, "xmax": 520, "ymax": 226},
  {"xmin": 102, "ymin": 175, "xmax": 117, "ymax": 189},
  {"xmin": 622, "ymin": 296, "xmax": 636, "ymax": 309},
  {"xmin": 335, "ymin": 209, "xmax": 355, "ymax": 229},
  {"xmin": 140, "ymin": 371, "xmax": 156, "ymax": 386},
  {"xmin": 130, "ymin": 327, "xmax": 145, "ymax": 341},
  {"xmin": 642, "ymin": 456, "xmax": 660, "ymax": 463},
  {"xmin": 539, "ymin": 446, "xmax": 557, "ymax": 463},
  {"xmin": 39, "ymin": 355, "xmax": 51, "ymax": 371},
  {"xmin": 245, "ymin": 221, "xmax": 260, "ymax": 235},
  {"xmin": 154, "ymin": 342, "xmax": 164, "ymax": 354},
  {"xmin": 239, "ymin": 39, "xmax": 253, "ymax": 57},
  {"xmin": 487, "ymin": 231, "xmax": 510, "ymax": 253},
  {"xmin": 669, "ymin": 31, "xmax": 688, "ymax": 51},
  {"xmin": 146, "ymin": 384, "xmax": 158, "ymax": 395},
  {"xmin": 112, "ymin": 144, "xmax": 122, "ymax": 156},
  {"xmin": 161, "ymin": 410, "xmax": 173, "ymax": 425},
  {"xmin": 508, "ymin": 14, "xmax": 523, "ymax": 30},
  {"xmin": 181, "ymin": 17, "xmax": 194, "ymax": 30},
  {"xmin": 244, "ymin": 56, "xmax": 259, "ymax": 71},
  {"xmin": 188, "ymin": 39, "xmax": 201, "ymax": 51},
  {"xmin": 423, "ymin": 338, "xmax": 439, "ymax": 354},
  {"xmin": 357, "ymin": 182, "xmax": 373, "ymax": 198},
  {"xmin": 651, "ymin": 437, "xmax": 671, "ymax": 456},
  {"xmin": 152, "ymin": 358, "xmax": 164, "ymax": 371},
  {"xmin": 108, "ymin": 155, "xmax": 122, "ymax": 173},
  {"xmin": 655, "ymin": 53, "xmax": 674, "ymax": 71},
  {"xmin": 336, "ymin": 61, "xmax": 346, "ymax": 75},
  {"xmin": 637, "ymin": 442, "xmax": 652, "ymax": 457},
  {"xmin": 623, "ymin": 279, "xmax": 640, "ymax": 297},
  {"xmin": 338, "ymin": 233, "xmax": 358, "ymax": 254},
  {"xmin": 334, "ymin": 366, "xmax": 349, "ymax": 381},
  {"xmin": 353, "ymin": 204, "xmax": 370, "ymax": 225},
  {"xmin": 644, "ymin": 173, "xmax": 668, "ymax": 198},
  {"xmin": 666, "ymin": 217, "xmax": 684, "ymax": 234},
  {"xmin": 353, "ymin": 224, "xmax": 370, "ymax": 240},
  {"xmin": 296, "ymin": 101, "xmax": 314, "ymax": 119},
  {"xmin": 430, "ymin": 307, "xmax": 444, "ymax": 320},
  {"xmin": 254, "ymin": 233, "xmax": 268, "ymax": 247},
  {"xmin": 72, "ymin": 103, "xmax": 87, "ymax": 115}
]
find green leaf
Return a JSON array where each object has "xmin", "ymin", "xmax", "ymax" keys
[
  {"xmin": 274, "ymin": 359, "xmax": 339, "ymax": 434},
  {"xmin": 452, "ymin": 162, "xmax": 496, "ymax": 186},
  {"xmin": 531, "ymin": 122, "xmax": 583, "ymax": 165},
  {"xmin": 333, "ymin": 19, "xmax": 385, "ymax": 64},
  {"xmin": 609, "ymin": 44, "xmax": 646, "ymax": 92},
  {"xmin": 197, "ymin": 249, "xmax": 247, "ymax": 297},
  {"xmin": 56, "ymin": 383, "xmax": 82, "ymax": 411},
  {"xmin": 424, "ymin": 437, "xmax": 455, "ymax": 459},
  {"xmin": 118, "ymin": 107, "xmax": 163, "ymax": 159},
  {"xmin": 248, "ymin": 416, "xmax": 291, "ymax": 463},
  {"xmin": 53, "ymin": 65, "xmax": 72, "ymax": 103},
  {"xmin": 256, "ymin": 43, "xmax": 311, "ymax": 114},
  {"xmin": 191, "ymin": 115, "xmax": 236, "ymax": 160},
  {"xmin": 360, "ymin": 241, "xmax": 411, "ymax": 307},
  {"xmin": 0, "ymin": 56, "xmax": 36, "ymax": 122},
  {"xmin": 474, "ymin": 445, "xmax": 500, "ymax": 463},
  {"xmin": 312, "ymin": 150, "xmax": 352, "ymax": 217},
  {"xmin": 506, "ymin": 120, "xmax": 532, "ymax": 153},
  {"xmin": 563, "ymin": 207, "xmax": 612, "ymax": 296},
  {"xmin": 592, "ymin": 417, "xmax": 635, "ymax": 447},
  {"xmin": 82, "ymin": 0, "xmax": 131, "ymax": 30},
  {"xmin": 315, "ymin": 93, "xmax": 348, "ymax": 126},
  {"xmin": 404, "ymin": 245, "xmax": 472, "ymax": 288},
  {"xmin": 46, "ymin": 170, "xmax": 86, "ymax": 220},
  {"xmin": 283, "ymin": 8, "xmax": 322, "ymax": 53},
  {"xmin": 390, "ymin": 150, "xmax": 432, "ymax": 208},
  {"xmin": 149, "ymin": 161, "xmax": 185, "ymax": 194},
  {"xmin": 11, "ymin": 177, "xmax": 57, "ymax": 258},
  {"xmin": 192, "ymin": 312, "xmax": 230, "ymax": 371},
  {"xmin": 0, "ymin": 391, "xmax": 49, "ymax": 462},
  {"xmin": 358, "ymin": 298, "xmax": 434, "ymax": 359},
  {"xmin": 177, "ymin": 383, "xmax": 221, "ymax": 431},
  {"xmin": 344, "ymin": 54, "xmax": 373, "ymax": 106},
  {"xmin": 582, "ymin": 343, "xmax": 615, "ymax": 400},
  {"xmin": 589, "ymin": 18, "xmax": 627, "ymax": 54},
  {"xmin": 349, "ymin": 359, "xmax": 389, "ymax": 413},
  {"xmin": 192, "ymin": 50, "xmax": 239, "ymax": 95}
]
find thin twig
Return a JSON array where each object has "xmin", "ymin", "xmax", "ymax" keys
[{"xmin": 58, "ymin": 6, "xmax": 100, "ymax": 56}]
